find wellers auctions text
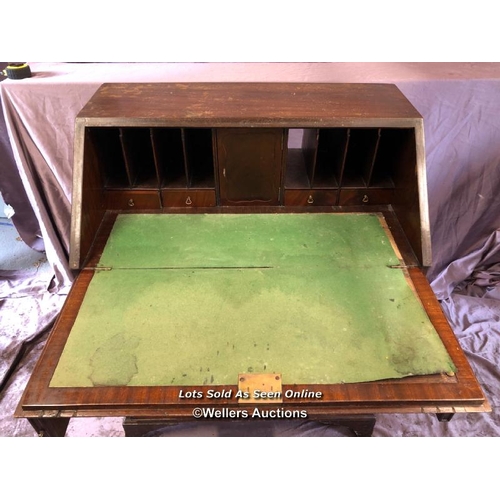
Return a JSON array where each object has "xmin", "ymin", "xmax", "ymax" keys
[{"xmin": 193, "ymin": 407, "xmax": 308, "ymax": 419}]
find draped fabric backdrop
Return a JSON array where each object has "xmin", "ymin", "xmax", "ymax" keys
[{"xmin": 1, "ymin": 62, "xmax": 499, "ymax": 436}]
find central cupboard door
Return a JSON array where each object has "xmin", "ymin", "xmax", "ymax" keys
[{"xmin": 216, "ymin": 128, "xmax": 284, "ymax": 205}]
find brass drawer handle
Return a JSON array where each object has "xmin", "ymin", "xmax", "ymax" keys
[
  {"xmin": 307, "ymin": 195, "xmax": 314, "ymax": 204},
  {"xmin": 128, "ymin": 198, "xmax": 135, "ymax": 207},
  {"xmin": 362, "ymin": 194, "xmax": 369, "ymax": 203},
  {"xmin": 185, "ymin": 196, "xmax": 192, "ymax": 205}
]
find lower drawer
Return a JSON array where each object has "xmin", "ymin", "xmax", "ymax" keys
[
  {"xmin": 161, "ymin": 189, "xmax": 217, "ymax": 208},
  {"xmin": 284, "ymin": 189, "xmax": 339, "ymax": 207},
  {"xmin": 339, "ymin": 188, "xmax": 395, "ymax": 206},
  {"xmin": 105, "ymin": 189, "xmax": 162, "ymax": 210}
]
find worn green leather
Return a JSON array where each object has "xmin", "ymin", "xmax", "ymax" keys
[{"xmin": 50, "ymin": 213, "xmax": 455, "ymax": 387}]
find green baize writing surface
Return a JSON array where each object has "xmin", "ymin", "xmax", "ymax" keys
[{"xmin": 50, "ymin": 213, "xmax": 455, "ymax": 387}]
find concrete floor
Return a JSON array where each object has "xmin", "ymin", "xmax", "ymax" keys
[{"xmin": 0, "ymin": 193, "xmax": 48, "ymax": 272}]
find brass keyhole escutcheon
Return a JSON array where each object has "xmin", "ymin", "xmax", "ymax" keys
[
  {"xmin": 362, "ymin": 194, "xmax": 369, "ymax": 203},
  {"xmin": 128, "ymin": 198, "xmax": 135, "ymax": 207},
  {"xmin": 307, "ymin": 195, "xmax": 314, "ymax": 204},
  {"xmin": 185, "ymin": 196, "xmax": 192, "ymax": 205}
]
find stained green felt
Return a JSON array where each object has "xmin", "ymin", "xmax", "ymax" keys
[
  {"xmin": 50, "ymin": 213, "xmax": 455, "ymax": 387},
  {"xmin": 97, "ymin": 213, "xmax": 401, "ymax": 270}
]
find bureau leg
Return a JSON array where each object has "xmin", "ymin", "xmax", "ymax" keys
[
  {"xmin": 122, "ymin": 417, "xmax": 182, "ymax": 437},
  {"xmin": 349, "ymin": 415, "xmax": 377, "ymax": 437},
  {"xmin": 28, "ymin": 417, "xmax": 70, "ymax": 437},
  {"xmin": 436, "ymin": 413, "xmax": 455, "ymax": 422},
  {"xmin": 122, "ymin": 419, "xmax": 153, "ymax": 437},
  {"xmin": 318, "ymin": 414, "xmax": 376, "ymax": 437}
]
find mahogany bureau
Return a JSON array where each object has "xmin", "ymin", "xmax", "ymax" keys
[{"xmin": 16, "ymin": 83, "xmax": 490, "ymax": 436}]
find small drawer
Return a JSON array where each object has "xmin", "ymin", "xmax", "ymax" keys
[
  {"xmin": 338, "ymin": 188, "xmax": 395, "ymax": 206},
  {"xmin": 161, "ymin": 189, "xmax": 217, "ymax": 208},
  {"xmin": 284, "ymin": 189, "xmax": 338, "ymax": 207},
  {"xmin": 105, "ymin": 189, "xmax": 161, "ymax": 210}
]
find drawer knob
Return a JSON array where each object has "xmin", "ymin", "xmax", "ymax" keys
[
  {"xmin": 185, "ymin": 196, "xmax": 192, "ymax": 205},
  {"xmin": 362, "ymin": 194, "xmax": 369, "ymax": 203},
  {"xmin": 307, "ymin": 195, "xmax": 314, "ymax": 204},
  {"xmin": 128, "ymin": 198, "xmax": 135, "ymax": 207}
]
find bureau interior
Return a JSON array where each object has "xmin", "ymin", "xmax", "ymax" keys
[
  {"xmin": 285, "ymin": 127, "xmax": 414, "ymax": 190},
  {"xmin": 88, "ymin": 127, "xmax": 215, "ymax": 190},
  {"xmin": 75, "ymin": 124, "xmax": 423, "ymax": 269},
  {"xmin": 85, "ymin": 126, "xmax": 413, "ymax": 193}
]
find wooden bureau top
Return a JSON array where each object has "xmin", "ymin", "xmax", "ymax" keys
[{"xmin": 77, "ymin": 82, "xmax": 422, "ymax": 128}]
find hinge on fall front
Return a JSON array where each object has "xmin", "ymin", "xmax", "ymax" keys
[{"xmin": 238, "ymin": 373, "xmax": 283, "ymax": 403}]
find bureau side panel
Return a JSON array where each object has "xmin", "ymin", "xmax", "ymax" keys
[
  {"xmin": 391, "ymin": 122, "xmax": 431, "ymax": 267},
  {"xmin": 69, "ymin": 121, "xmax": 105, "ymax": 269}
]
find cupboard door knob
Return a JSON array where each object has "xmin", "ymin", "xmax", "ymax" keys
[
  {"xmin": 362, "ymin": 194, "xmax": 369, "ymax": 203},
  {"xmin": 307, "ymin": 195, "xmax": 314, "ymax": 204},
  {"xmin": 185, "ymin": 196, "xmax": 192, "ymax": 205},
  {"xmin": 128, "ymin": 198, "xmax": 135, "ymax": 207}
]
